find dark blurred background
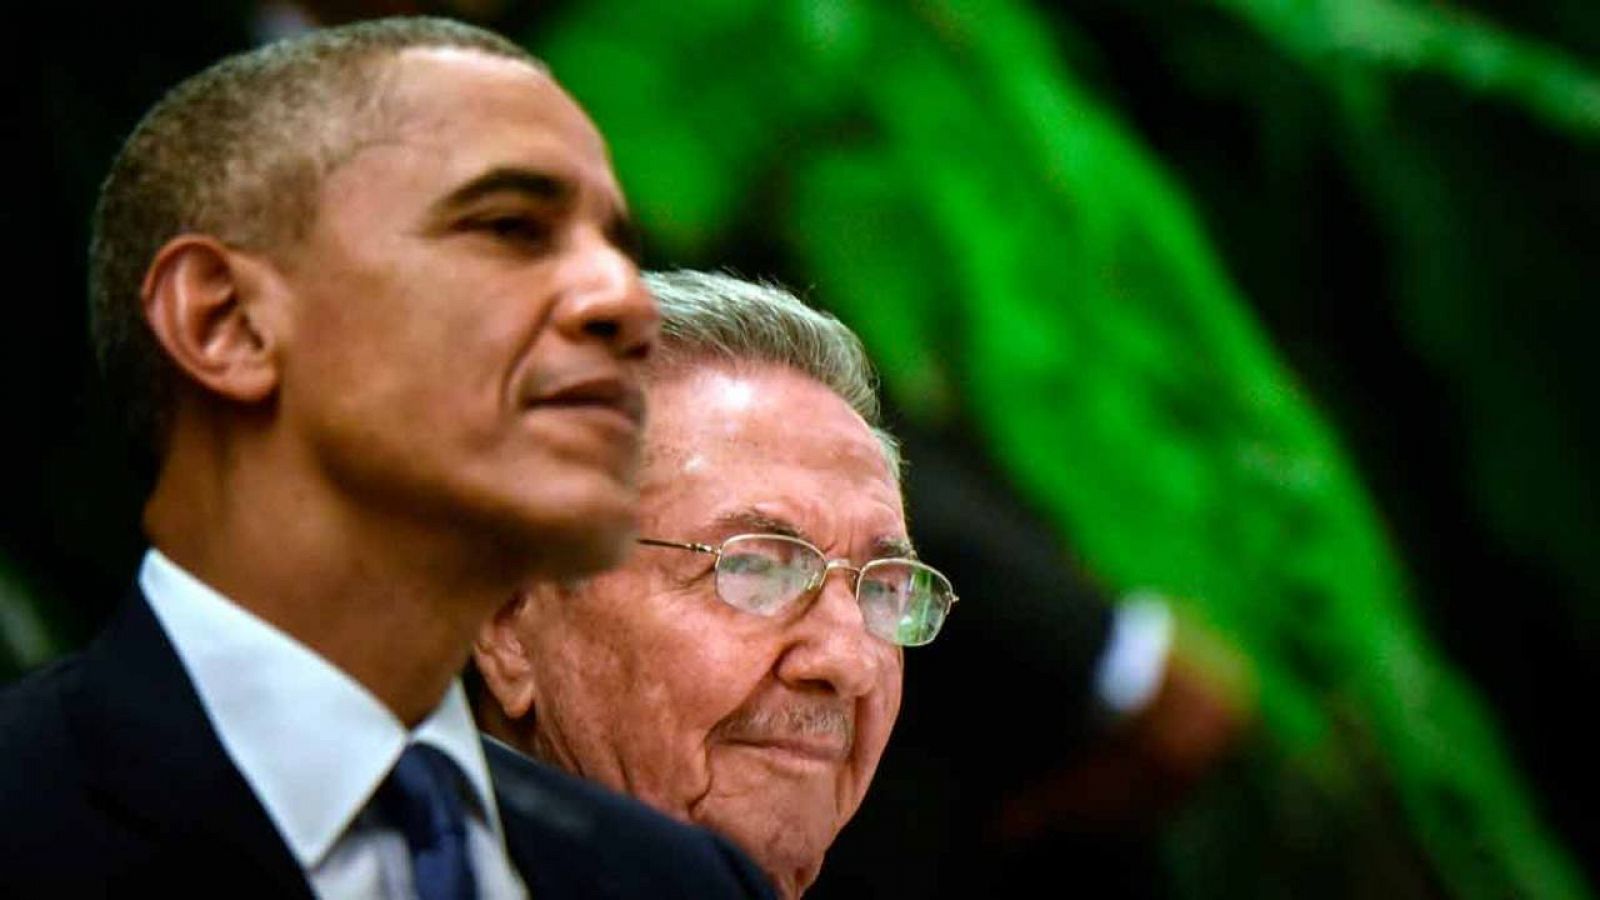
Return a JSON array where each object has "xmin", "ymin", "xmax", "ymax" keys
[{"xmin": 6, "ymin": 2, "xmax": 1597, "ymax": 898}]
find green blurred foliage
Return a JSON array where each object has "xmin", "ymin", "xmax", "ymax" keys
[
  {"xmin": 1222, "ymin": 0, "xmax": 1600, "ymax": 640},
  {"xmin": 530, "ymin": 1, "xmax": 1594, "ymax": 897},
  {"xmin": 1217, "ymin": 0, "xmax": 1600, "ymax": 140},
  {"xmin": 1, "ymin": 555, "xmax": 54, "ymax": 683}
]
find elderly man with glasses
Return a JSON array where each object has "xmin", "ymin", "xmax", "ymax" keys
[
  {"xmin": 473, "ymin": 268, "xmax": 1249, "ymax": 898},
  {"xmin": 473, "ymin": 269, "xmax": 949, "ymax": 898}
]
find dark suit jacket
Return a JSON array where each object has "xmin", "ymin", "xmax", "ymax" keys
[
  {"xmin": 485, "ymin": 738, "xmax": 773, "ymax": 898},
  {"xmin": 0, "ymin": 590, "xmax": 773, "ymax": 899}
]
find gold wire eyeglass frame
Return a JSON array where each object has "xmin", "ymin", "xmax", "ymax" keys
[{"xmin": 635, "ymin": 533, "xmax": 958, "ymax": 646}]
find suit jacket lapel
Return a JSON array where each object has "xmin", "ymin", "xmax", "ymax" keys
[
  {"xmin": 67, "ymin": 590, "xmax": 313, "ymax": 898},
  {"xmin": 487, "ymin": 736, "xmax": 626, "ymax": 897}
]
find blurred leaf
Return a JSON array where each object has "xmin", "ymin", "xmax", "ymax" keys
[{"xmin": 1214, "ymin": 0, "xmax": 1600, "ymax": 140}]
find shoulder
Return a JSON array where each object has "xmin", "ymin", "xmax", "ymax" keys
[
  {"xmin": 484, "ymin": 738, "xmax": 776, "ymax": 899},
  {"xmin": 0, "ymin": 653, "xmax": 108, "ymax": 888},
  {"xmin": 0, "ymin": 654, "xmax": 87, "ymax": 795},
  {"xmin": 0, "ymin": 601, "xmax": 144, "ymax": 807},
  {"xmin": 1, "ymin": 602, "xmax": 317, "ymax": 899}
]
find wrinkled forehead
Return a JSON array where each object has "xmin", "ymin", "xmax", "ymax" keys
[{"xmin": 639, "ymin": 364, "xmax": 906, "ymax": 541}]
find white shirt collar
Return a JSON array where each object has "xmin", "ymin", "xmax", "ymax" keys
[{"xmin": 139, "ymin": 548, "xmax": 505, "ymax": 868}]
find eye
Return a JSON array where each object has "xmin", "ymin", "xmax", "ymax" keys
[
  {"xmin": 475, "ymin": 214, "xmax": 552, "ymax": 249},
  {"xmin": 606, "ymin": 216, "xmax": 645, "ymax": 264}
]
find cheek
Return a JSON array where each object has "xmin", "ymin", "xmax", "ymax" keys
[
  {"xmin": 855, "ymin": 653, "xmax": 905, "ymax": 778},
  {"xmin": 302, "ymin": 248, "xmax": 519, "ymax": 394},
  {"xmin": 287, "ymin": 291, "xmax": 447, "ymax": 428},
  {"xmin": 635, "ymin": 611, "xmax": 775, "ymax": 739},
  {"xmin": 529, "ymin": 593, "xmax": 772, "ymax": 809}
]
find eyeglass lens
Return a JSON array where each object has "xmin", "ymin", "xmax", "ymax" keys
[{"xmin": 714, "ymin": 535, "xmax": 952, "ymax": 646}]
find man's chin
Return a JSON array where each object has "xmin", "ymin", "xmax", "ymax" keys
[
  {"xmin": 706, "ymin": 825, "xmax": 824, "ymax": 900},
  {"xmin": 695, "ymin": 797, "xmax": 834, "ymax": 900},
  {"xmin": 750, "ymin": 844, "xmax": 823, "ymax": 900},
  {"xmin": 523, "ymin": 494, "xmax": 638, "ymax": 578}
]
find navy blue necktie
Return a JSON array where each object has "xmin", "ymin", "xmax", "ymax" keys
[{"xmin": 376, "ymin": 743, "xmax": 479, "ymax": 900}]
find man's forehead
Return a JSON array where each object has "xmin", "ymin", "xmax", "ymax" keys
[
  {"xmin": 374, "ymin": 46, "xmax": 605, "ymax": 156},
  {"xmin": 390, "ymin": 44, "xmax": 554, "ymax": 92},
  {"xmin": 643, "ymin": 368, "xmax": 889, "ymax": 471},
  {"xmin": 398, "ymin": 43, "xmax": 550, "ymax": 77},
  {"xmin": 639, "ymin": 365, "xmax": 907, "ymax": 552},
  {"xmin": 308, "ymin": 44, "xmax": 623, "ymax": 224}
]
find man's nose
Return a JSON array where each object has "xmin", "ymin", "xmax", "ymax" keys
[
  {"xmin": 552, "ymin": 231, "xmax": 659, "ymax": 360},
  {"xmin": 774, "ymin": 575, "xmax": 886, "ymax": 700}
]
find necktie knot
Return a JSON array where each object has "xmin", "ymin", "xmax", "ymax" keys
[{"xmin": 377, "ymin": 743, "xmax": 478, "ymax": 900}]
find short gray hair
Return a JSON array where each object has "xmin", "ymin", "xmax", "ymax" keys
[
  {"xmin": 90, "ymin": 17, "xmax": 538, "ymax": 458},
  {"xmin": 643, "ymin": 270, "xmax": 902, "ymax": 475}
]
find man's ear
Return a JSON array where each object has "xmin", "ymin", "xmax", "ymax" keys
[
  {"xmin": 141, "ymin": 234, "xmax": 283, "ymax": 405},
  {"xmin": 474, "ymin": 592, "xmax": 541, "ymax": 721}
]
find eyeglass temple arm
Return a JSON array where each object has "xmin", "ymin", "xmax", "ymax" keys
[{"xmin": 636, "ymin": 537, "xmax": 719, "ymax": 555}]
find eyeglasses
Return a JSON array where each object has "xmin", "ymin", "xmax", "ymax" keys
[{"xmin": 636, "ymin": 533, "xmax": 958, "ymax": 647}]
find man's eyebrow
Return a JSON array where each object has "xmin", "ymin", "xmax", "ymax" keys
[
  {"xmin": 432, "ymin": 166, "xmax": 571, "ymax": 215},
  {"xmin": 710, "ymin": 509, "xmax": 916, "ymax": 560},
  {"xmin": 431, "ymin": 165, "xmax": 642, "ymax": 262},
  {"xmin": 873, "ymin": 536, "xmax": 917, "ymax": 560},
  {"xmin": 710, "ymin": 509, "xmax": 804, "ymax": 541}
]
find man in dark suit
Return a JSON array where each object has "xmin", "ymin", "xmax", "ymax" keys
[{"xmin": 0, "ymin": 18, "xmax": 771, "ymax": 899}]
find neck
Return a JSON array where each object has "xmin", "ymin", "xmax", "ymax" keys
[{"xmin": 146, "ymin": 416, "xmax": 526, "ymax": 727}]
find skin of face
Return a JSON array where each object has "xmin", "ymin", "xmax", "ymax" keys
[
  {"xmin": 478, "ymin": 363, "xmax": 907, "ymax": 898},
  {"xmin": 260, "ymin": 47, "xmax": 656, "ymax": 577}
]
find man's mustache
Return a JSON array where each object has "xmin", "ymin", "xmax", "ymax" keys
[{"xmin": 713, "ymin": 703, "xmax": 855, "ymax": 753}]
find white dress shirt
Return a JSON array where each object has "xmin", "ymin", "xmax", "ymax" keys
[
  {"xmin": 140, "ymin": 549, "xmax": 527, "ymax": 900},
  {"xmin": 1094, "ymin": 592, "xmax": 1176, "ymax": 716}
]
